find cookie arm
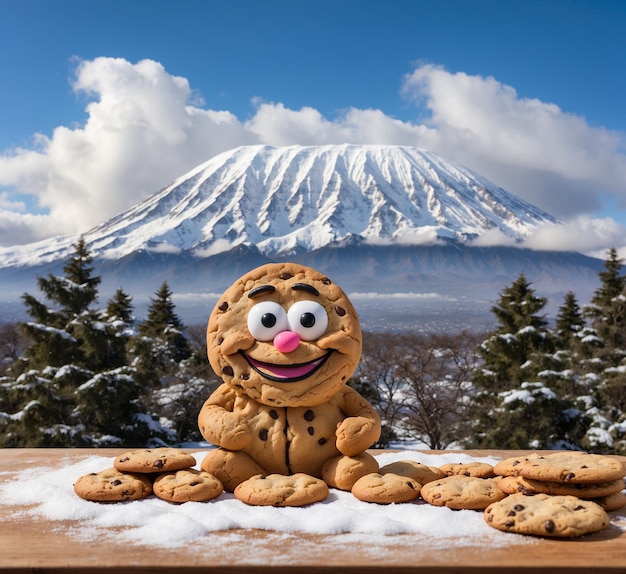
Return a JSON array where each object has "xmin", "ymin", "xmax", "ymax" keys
[
  {"xmin": 335, "ymin": 386, "xmax": 382, "ymax": 456},
  {"xmin": 197, "ymin": 384, "xmax": 251, "ymax": 450}
]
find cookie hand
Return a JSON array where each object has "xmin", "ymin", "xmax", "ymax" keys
[
  {"xmin": 335, "ymin": 416, "xmax": 379, "ymax": 456},
  {"xmin": 220, "ymin": 412, "xmax": 251, "ymax": 450}
]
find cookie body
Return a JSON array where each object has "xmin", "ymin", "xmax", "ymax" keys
[
  {"xmin": 593, "ymin": 490, "xmax": 626, "ymax": 512},
  {"xmin": 234, "ymin": 473, "xmax": 329, "ymax": 506},
  {"xmin": 493, "ymin": 453, "xmax": 542, "ymax": 477},
  {"xmin": 379, "ymin": 460, "xmax": 444, "ymax": 485},
  {"xmin": 439, "ymin": 462, "xmax": 495, "ymax": 478},
  {"xmin": 351, "ymin": 472, "xmax": 421, "ymax": 504},
  {"xmin": 420, "ymin": 475, "xmax": 506, "ymax": 510},
  {"xmin": 514, "ymin": 452, "xmax": 626, "ymax": 484},
  {"xmin": 197, "ymin": 263, "xmax": 381, "ymax": 488},
  {"xmin": 321, "ymin": 452, "xmax": 379, "ymax": 491},
  {"xmin": 74, "ymin": 468, "xmax": 153, "ymax": 502},
  {"xmin": 114, "ymin": 448, "xmax": 196, "ymax": 473},
  {"xmin": 484, "ymin": 493, "xmax": 610, "ymax": 538},
  {"xmin": 153, "ymin": 469, "xmax": 224, "ymax": 503},
  {"xmin": 498, "ymin": 475, "xmax": 625, "ymax": 498}
]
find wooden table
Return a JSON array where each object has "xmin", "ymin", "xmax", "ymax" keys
[{"xmin": 0, "ymin": 449, "xmax": 625, "ymax": 573}]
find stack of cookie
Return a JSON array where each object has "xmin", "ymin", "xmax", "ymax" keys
[
  {"xmin": 493, "ymin": 452, "xmax": 626, "ymax": 512},
  {"xmin": 484, "ymin": 452, "xmax": 626, "ymax": 538},
  {"xmin": 74, "ymin": 447, "xmax": 224, "ymax": 503}
]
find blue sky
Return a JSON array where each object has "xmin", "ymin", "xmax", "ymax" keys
[{"xmin": 0, "ymin": 0, "xmax": 625, "ymax": 256}]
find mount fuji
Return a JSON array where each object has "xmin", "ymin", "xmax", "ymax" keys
[{"xmin": 0, "ymin": 145, "xmax": 604, "ymax": 329}]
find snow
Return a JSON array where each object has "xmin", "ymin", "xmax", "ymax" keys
[
  {"xmin": 0, "ymin": 144, "xmax": 558, "ymax": 268},
  {"xmin": 0, "ymin": 450, "xmax": 527, "ymax": 550}
]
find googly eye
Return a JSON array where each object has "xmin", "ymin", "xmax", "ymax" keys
[
  {"xmin": 287, "ymin": 300, "xmax": 329, "ymax": 341},
  {"xmin": 247, "ymin": 301, "xmax": 289, "ymax": 341}
]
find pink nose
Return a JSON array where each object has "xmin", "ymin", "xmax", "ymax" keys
[{"xmin": 273, "ymin": 331, "xmax": 300, "ymax": 353}]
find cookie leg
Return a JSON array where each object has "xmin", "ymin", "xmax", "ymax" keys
[
  {"xmin": 200, "ymin": 448, "xmax": 268, "ymax": 492},
  {"xmin": 321, "ymin": 451, "xmax": 379, "ymax": 491}
]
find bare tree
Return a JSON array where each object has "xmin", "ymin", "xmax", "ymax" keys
[{"xmin": 358, "ymin": 330, "xmax": 484, "ymax": 449}]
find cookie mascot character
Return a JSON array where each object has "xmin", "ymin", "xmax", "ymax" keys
[{"xmin": 198, "ymin": 263, "xmax": 381, "ymax": 505}]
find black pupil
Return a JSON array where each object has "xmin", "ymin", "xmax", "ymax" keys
[
  {"xmin": 300, "ymin": 312, "xmax": 316, "ymax": 328},
  {"xmin": 261, "ymin": 313, "xmax": 277, "ymax": 328}
]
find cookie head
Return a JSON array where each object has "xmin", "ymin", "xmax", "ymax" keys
[{"xmin": 207, "ymin": 263, "xmax": 361, "ymax": 407}]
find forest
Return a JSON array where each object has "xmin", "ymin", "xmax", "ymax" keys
[{"xmin": 1, "ymin": 238, "xmax": 625, "ymax": 455}]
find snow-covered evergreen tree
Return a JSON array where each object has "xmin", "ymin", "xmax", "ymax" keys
[
  {"xmin": 0, "ymin": 240, "xmax": 171, "ymax": 447},
  {"xmin": 467, "ymin": 274, "xmax": 582, "ymax": 449}
]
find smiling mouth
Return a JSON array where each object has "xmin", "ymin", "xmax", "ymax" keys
[{"xmin": 241, "ymin": 351, "xmax": 333, "ymax": 383}]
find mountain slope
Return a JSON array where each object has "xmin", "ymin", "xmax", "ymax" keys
[{"xmin": 0, "ymin": 144, "xmax": 559, "ymax": 268}]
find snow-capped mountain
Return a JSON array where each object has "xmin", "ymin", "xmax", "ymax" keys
[
  {"xmin": 0, "ymin": 145, "xmax": 604, "ymax": 329},
  {"xmin": 0, "ymin": 144, "xmax": 558, "ymax": 268}
]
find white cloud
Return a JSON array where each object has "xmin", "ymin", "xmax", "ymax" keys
[
  {"xmin": 401, "ymin": 64, "xmax": 626, "ymax": 218},
  {"xmin": 0, "ymin": 57, "xmax": 625, "ymax": 256},
  {"xmin": 524, "ymin": 217, "xmax": 626, "ymax": 258}
]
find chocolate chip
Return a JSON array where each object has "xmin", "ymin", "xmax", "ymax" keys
[
  {"xmin": 323, "ymin": 278, "xmax": 332, "ymax": 285},
  {"xmin": 218, "ymin": 301, "xmax": 228, "ymax": 312},
  {"xmin": 545, "ymin": 520, "xmax": 555, "ymax": 533},
  {"xmin": 505, "ymin": 520, "xmax": 515, "ymax": 528},
  {"xmin": 507, "ymin": 510, "xmax": 516, "ymax": 516},
  {"xmin": 242, "ymin": 373, "xmax": 249, "ymax": 380},
  {"xmin": 564, "ymin": 472, "xmax": 575, "ymax": 481},
  {"xmin": 407, "ymin": 481, "xmax": 415, "ymax": 489},
  {"xmin": 269, "ymin": 409, "xmax": 279, "ymax": 419},
  {"xmin": 304, "ymin": 409, "xmax": 315, "ymax": 421},
  {"xmin": 111, "ymin": 480, "xmax": 122, "ymax": 486},
  {"xmin": 512, "ymin": 460, "xmax": 520, "ymax": 466},
  {"xmin": 223, "ymin": 366, "xmax": 234, "ymax": 376},
  {"xmin": 217, "ymin": 337, "xmax": 224, "ymax": 345},
  {"xmin": 318, "ymin": 438, "xmax": 327, "ymax": 445},
  {"xmin": 513, "ymin": 504, "xmax": 525, "ymax": 511},
  {"xmin": 190, "ymin": 481, "xmax": 201, "ymax": 487},
  {"xmin": 259, "ymin": 429, "xmax": 268, "ymax": 441},
  {"xmin": 307, "ymin": 426, "xmax": 315, "ymax": 436},
  {"xmin": 574, "ymin": 505, "xmax": 585, "ymax": 511},
  {"xmin": 119, "ymin": 457, "xmax": 129, "ymax": 462},
  {"xmin": 487, "ymin": 514, "xmax": 494, "ymax": 523},
  {"xmin": 335, "ymin": 306, "xmax": 346, "ymax": 317},
  {"xmin": 154, "ymin": 459, "xmax": 164, "ymax": 469},
  {"xmin": 581, "ymin": 465, "xmax": 588, "ymax": 469},
  {"xmin": 280, "ymin": 272, "xmax": 293, "ymax": 280}
]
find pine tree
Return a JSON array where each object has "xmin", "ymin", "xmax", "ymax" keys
[
  {"xmin": 555, "ymin": 291, "xmax": 585, "ymax": 349},
  {"xmin": 579, "ymin": 248, "xmax": 626, "ymax": 454},
  {"xmin": 0, "ymin": 241, "xmax": 170, "ymax": 447},
  {"xmin": 467, "ymin": 274, "xmax": 580, "ymax": 450},
  {"xmin": 136, "ymin": 282, "xmax": 191, "ymax": 371},
  {"xmin": 473, "ymin": 274, "xmax": 552, "ymax": 392},
  {"xmin": 585, "ymin": 247, "xmax": 626, "ymax": 349}
]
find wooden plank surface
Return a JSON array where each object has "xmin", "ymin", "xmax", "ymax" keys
[{"xmin": 0, "ymin": 449, "xmax": 625, "ymax": 573}]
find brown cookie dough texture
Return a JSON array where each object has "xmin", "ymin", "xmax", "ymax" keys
[
  {"xmin": 513, "ymin": 452, "xmax": 626, "ymax": 484},
  {"xmin": 439, "ymin": 461, "xmax": 495, "ymax": 478},
  {"xmin": 498, "ymin": 475, "xmax": 625, "ymax": 498},
  {"xmin": 74, "ymin": 467, "xmax": 153, "ymax": 502},
  {"xmin": 351, "ymin": 472, "xmax": 421, "ymax": 504},
  {"xmin": 379, "ymin": 460, "xmax": 445, "ymax": 485},
  {"xmin": 153, "ymin": 469, "xmax": 223, "ymax": 503},
  {"xmin": 114, "ymin": 448, "xmax": 196, "ymax": 474},
  {"xmin": 206, "ymin": 262, "xmax": 362, "ymax": 408},
  {"xmin": 321, "ymin": 452, "xmax": 379, "ymax": 491},
  {"xmin": 234, "ymin": 473, "xmax": 329, "ymax": 507},
  {"xmin": 484, "ymin": 493, "xmax": 610, "ymax": 538},
  {"xmin": 420, "ymin": 475, "xmax": 506, "ymax": 510}
]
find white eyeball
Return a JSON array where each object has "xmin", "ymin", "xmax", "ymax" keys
[
  {"xmin": 247, "ymin": 301, "xmax": 289, "ymax": 341},
  {"xmin": 287, "ymin": 300, "xmax": 329, "ymax": 341}
]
